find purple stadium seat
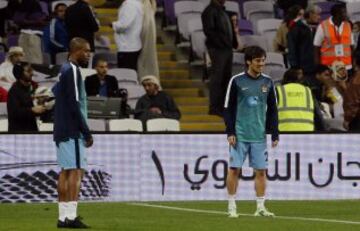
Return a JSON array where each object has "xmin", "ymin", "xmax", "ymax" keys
[
  {"xmin": 316, "ymin": 1, "xmax": 337, "ymax": 20},
  {"xmin": 164, "ymin": 0, "xmax": 177, "ymax": 25},
  {"xmin": 238, "ymin": 19, "xmax": 254, "ymax": 35},
  {"xmin": 0, "ymin": 52, "xmax": 5, "ymax": 63},
  {"xmin": 39, "ymin": 1, "xmax": 49, "ymax": 16},
  {"xmin": 7, "ymin": 34, "xmax": 19, "ymax": 48}
]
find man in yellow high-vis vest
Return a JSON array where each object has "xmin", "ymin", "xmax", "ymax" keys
[{"xmin": 277, "ymin": 68, "xmax": 315, "ymax": 131}]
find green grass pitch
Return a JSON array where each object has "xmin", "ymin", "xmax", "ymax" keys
[{"xmin": 1, "ymin": 200, "xmax": 360, "ymax": 231}]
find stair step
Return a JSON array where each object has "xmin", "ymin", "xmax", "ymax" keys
[
  {"xmin": 90, "ymin": 0, "xmax": 106, "ymax": 7},
  {"xmin": 178, "ymin": 105, "xmax": 208, "ymax": 114},
  {"xmin": 156, "ymin": 44, "xmax": 176, "ymax": 52},
  {"xmin": 98, "ymin": 16, "xmax": 117, "ymax": 26},
  {"xmin": 164, "ymin": 88, "xmax": 200, "ymax": 97},
  {"xmin": 174, "ymin": 97, "xmax": 209, "ymax": 106},
  {"xmin": 160, "ymin": 70, "xmax": 189, "ymax": 79},
  {"xmin": 99, "ymin": 26, "xmax": 113, "ymax": 33},
  {"xmin": 158, "ymin": 51, "xmax": 174, "ymax": 61},
  {"xmin": 180, "ymin": 122, "xmax": 225, "ymax": 131},
  {"xmin": 159, "ymin": 60, "xmax": 189, "ymax": 70},
  {"xmin": 161, "ymin": 79, "xmax": 202, "ymax": 88},
  {"xmin": 181, "ymin": 115, "xmax": 222, "ymax": 123},
  {"xmin": 95, "ymin": 8, "xmax": 117, "ymax": 15}
]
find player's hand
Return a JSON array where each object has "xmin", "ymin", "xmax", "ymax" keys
[
  {"xmin": 85, "ymin": 136, "xmax": 93, "ymax": 148},
  {"xmin": 32, "ymin": 105, "xmax": 46, "ymax": 114},
  {"xmin": 227, "ymin": 135, "xmax": 236, "ymax": 147},
  {"xmin": 272, "ymin": 140, "xmax": 279, "ymax": 148}
]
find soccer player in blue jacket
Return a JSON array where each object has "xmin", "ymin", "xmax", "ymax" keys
[
  {"xmin": 224, "ymin": 46, "xmax": 279, "ymax": 218},
  {"xmin": 53, "ymin": 37, "xmax": 93, "ymax": 228}
]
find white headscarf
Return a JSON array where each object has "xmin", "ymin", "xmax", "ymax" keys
[{"xmin": 141, "ymin": 75, "xmax": 162, "ymax": 90}]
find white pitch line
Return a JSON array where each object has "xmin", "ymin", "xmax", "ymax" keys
[{"xmin": 129, "ymin": 203, "xmax": 360, "ymax": 226}]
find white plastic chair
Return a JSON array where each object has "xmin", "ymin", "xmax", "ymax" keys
[
  {"xmin": 55, "ymin": 52, "xmax": 69, "ymax": 65},
  {"xmin": 107, "ymin": 68, "xmax": 138, "ymax": 84},
  {"xmin": 39, "ymin": 123, "xmax": 54, "ymax": 132},
  {"xmin": 146, "ymin": 118, "xmax": 180, "ymax": 131},
  {"xmin": 108, "ymin": 119, "xmax": 143, "ymax": 132},
  {"xmin": 174, "ymin": 1, "xmax": 204, "ymax": 17},
  {"xmin": 225, "ymin": 1, "xmax": 240, "ymax": 15},
  {"xmin": 0, "ymin": 119, "xmax": 8, "ymax": 132},
  {"xmin": 80, "ymin": 68, "xmax": 97, "ymax": 80},
  {"xmin": 266, "ymin": 52, "xmax": 286, "ymax": 69},
  {"xmin": 0, "ymin": 102, "xmax": 7, "ymax": 117},
  {"xmin": 241, "ymin": 35, "xmax": 268, "ymax": 51},
  {"xmin": 88, "ymin": 119, "xmax": 107, "ymax": 131},
  {"xmin": 190, "ymin": 30, "xmax": 206, "ymax": 60}
]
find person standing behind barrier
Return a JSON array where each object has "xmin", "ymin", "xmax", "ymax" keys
[
  {"xmin": 65, "ymin": 0, "xmax": 99, "ymax": 52},
  {"xmin": 343, "ymin": 59, "xmax": 360, "ymax": 131},
  {"xmin": 43, "ymin": 3, "xmax": 69, "ymax": 64},
  {"xmin": 314, "ymin": 3, "xmax": 354, "ymax": 71},
  {"xmin": 137, "ymin": 0, "xmax": 159, "ymax": 80},
  {"xmin": 202, "ymin": 0, "xmax": 233, "ymax": 117},
  {"xmin": 53, "ymin": 38, "xmax": 93, "ymax": 229},
  {"xmin": 287, "ymin": 5, "xmax": 321, "ymax": 76},
  {"xmin": 112, "ymin": 0, "xmax": 144, "ymax": 71},
  {"xmin": 224, "ymin": 46, "xmax": 278, "ymax": 218},
  {"xmin": 276, "ymin": 68, "xmax": 317, "ymax": 131}
]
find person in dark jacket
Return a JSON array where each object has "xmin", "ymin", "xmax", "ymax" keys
[
  {"xmin": 135, "ymin": 75, "xmax": 181, "ymax": 124},
  {"xmin": 277, "ymin": 0, "xmax": 308, "ymax": 16},
  {"xmin": 85, "ymin": 59, "xmax": 119, "ymax": 97},
  {"xmin": 201, "ymin": 0, "xmax": 233, "ymax": 117},
  {"xmin": 7, "ymin": 62, "xmax": 46, "ymax": 132},
  {"xmin": 287, "ymin": 5, "xmax": 321, "ymax": 75},
  {"xmin": 53, "ymin": 37, "xmax": 93, "ymax": 229},
  {"xmin": 43, "ymin": 3, "xmax": 69, "ymax": 64},
  {"xmin": 64, "ymin": 0, "xmax": 99, "ymax": 51}
]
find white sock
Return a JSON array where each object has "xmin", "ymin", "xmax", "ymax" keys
[
  {"xmin": 67, "ymin": 201, "xmax": 78, "ymax": 220},
  {"xmin": 256, "ymin": 196, "xmax": 265, "ymax": 209},
  {"xmin": 228, "ymin": 194, "xmax": 236, "ymax": 208},
  {"xmin": 58, "ymin": 202, "xmax": 67, "ymax": 222}
]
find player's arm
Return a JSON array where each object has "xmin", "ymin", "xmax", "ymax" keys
[
  {"xmin": 266, "ymin": 81, "xmax": 279, "ymax": 147},
  {"xmin": 64, "ymin": 69, "xmax": 92, "ymax": 144},
  {"xmin": 224, "ymin": 79, "xmax": 238, "ymax": 146}
]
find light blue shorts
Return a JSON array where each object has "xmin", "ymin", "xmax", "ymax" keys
[
  {"xmin": 229, "ymin": 141, "xmax": 268, "ymax": 169},
  {"xmin": 56, "ymin": 138, "xmax": 87, "ymax": 170}
]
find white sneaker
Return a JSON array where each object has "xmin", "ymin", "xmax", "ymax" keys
[
  {"xmin": 228, "ymin": 206, "xmax": 239, "ymax": 218},
  {"xmin": 254, "ymin": 207, "xmax": 275, "ymax": 217}
]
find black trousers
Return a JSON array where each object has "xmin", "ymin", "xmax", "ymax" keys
[
  {"xmin": 208, "ymin": 48, "xmax": 233, "ymax": 113},
  {"xmin": 117, "ymin": 51, "xmax": 141, "ymax": 71}
]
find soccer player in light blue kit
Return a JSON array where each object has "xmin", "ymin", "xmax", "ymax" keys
[
  {"xmin": 53, "ymin": 37, "xmax": 93, "ymax": 228},
  {"xmin": 224, "ymin": 46, "xmax": 279, "ymax": 218}
]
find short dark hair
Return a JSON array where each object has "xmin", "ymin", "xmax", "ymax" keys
[
  {"xmin": 330, "ymin": 3, "xmax": 346, "ymax": 17},
  {"xmin": 282, "ymin": 68, "xmax": 301, "ymax": 85},
  {"xmin": 244, "ymin": 46, "xmax": 266, "ymax": 66},
  {"xmin": 54, "ymin": 3, "xmax": 67, "ymax": 11},
  {"xmin": 314, "ymin": 64, "xmax": 331, "ymax": 75},
  {"xmin": 13, "ymin": 62, "xmax": 31, "ymax": 80}
]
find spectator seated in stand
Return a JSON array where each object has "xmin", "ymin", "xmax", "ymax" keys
[
  {"xmin": 85, "ymin": 59, "xmax": 131, "ymax": 118},
  {"xmin": 42, "ymin": 3, "xmax": 69, "ymax": 64},
  {"xmin": 134, "ymin": 75, "xmax": 181, "ymax": 125},
  {"xmin": 0, "ymin": 46, "xmax": 25, "ymax": 90},
  {"xmin": 85, "ymin": 59, "xmax": 119, "ymax": 97}
]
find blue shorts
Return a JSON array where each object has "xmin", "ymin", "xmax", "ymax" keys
[
  {"xmin": 229, "ymin": 141, "xmax": 268, "ymax": 169},
  {"xmin": 56, "ymin": 138, "xmax": 87, "ymax": 170}
]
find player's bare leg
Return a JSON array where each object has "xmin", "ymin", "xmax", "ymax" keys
[
  {"xmin": 254, "ymin": 169, "xmax": 274, "ymax": 217},
  {"xmin": 226, "ymin": 168, "xmax": 241, "ymax": 218},
  {"xmin": 57, "ymin": 170, "xmax": 69, "ymax": 227}
]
